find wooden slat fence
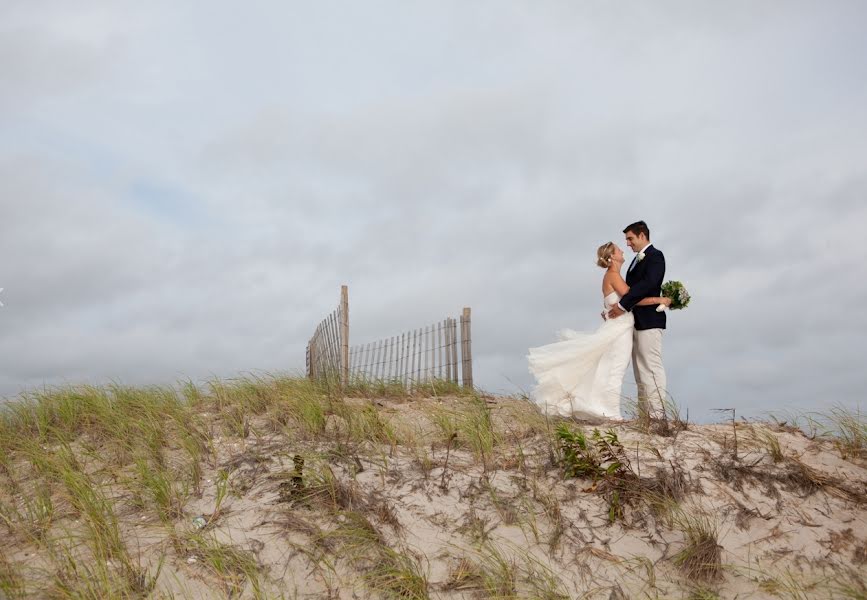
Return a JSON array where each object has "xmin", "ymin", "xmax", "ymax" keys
[
  {"xmin": 349, "ymin": 317, "xmax": 459, "ymax": 389},
  {"xmin": 306, "ymin": 286, "xmax": 349, "ymax": 386},
  {"xmin": 306, "ymin": 286, "xmax": 473, "ymax": 390}
]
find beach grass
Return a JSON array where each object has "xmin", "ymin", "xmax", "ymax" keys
[{"xmin": 0, "ymin": 375, "xmax": 865, "ymax": 598}]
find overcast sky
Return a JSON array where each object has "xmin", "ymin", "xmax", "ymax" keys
[{"xmin": 2, "ymin": 1, "xmax": 866, "ymax": 421}]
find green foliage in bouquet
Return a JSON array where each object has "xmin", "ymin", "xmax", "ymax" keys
[{"xmin": 661, "ymin": 280, "xmax": 691, "ymax": 310}]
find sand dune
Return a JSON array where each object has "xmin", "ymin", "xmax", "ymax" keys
[{"xmin": 1, "ymin": 380, "xmax": 864, "ymax": 598}]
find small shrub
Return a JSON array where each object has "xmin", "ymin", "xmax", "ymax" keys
[{"xmin": 555, "ymin": 425, "xmax": 628, "ymax": 480}]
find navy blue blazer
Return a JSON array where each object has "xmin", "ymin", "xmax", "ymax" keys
[{"xmin": 619, "ymin": 245, "xmax": 666, "ymax": 331}]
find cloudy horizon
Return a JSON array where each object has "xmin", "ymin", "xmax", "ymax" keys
[{"xmin": 2, "ymin": 1, "xmax": 866, "ymax": 422}]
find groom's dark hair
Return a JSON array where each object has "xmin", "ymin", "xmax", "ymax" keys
[{"xmin": 623, "ymin": 220, "xmax": 650, "ymax": 240}]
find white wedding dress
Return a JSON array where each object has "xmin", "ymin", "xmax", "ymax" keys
[{"xmin": 527, "ymin": 292, "xmax": 633, "ymax": 419}]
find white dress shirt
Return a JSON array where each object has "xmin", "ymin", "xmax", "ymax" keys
[
  {"xmin": 627, "ymin": 242, "xmax": 652, "ymax": 272},
  {"xmin": 619, "ymin": 243, "xmax": 653, "ymax": 311}
]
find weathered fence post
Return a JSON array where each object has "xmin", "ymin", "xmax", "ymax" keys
[
  {"xmin": 308, "ymin": 341, "xmax": 316, "ymax": 379},
  {"xmin": 460, "ymin": 307, "xmax": 473, "ymax": 389},
  {"xmin": 449, "ymin": 319, "xmax": 458, "ymax": 383},
  {"xmin": 340, "ymin": 285, "xmax": 349, "ymax": 389}
]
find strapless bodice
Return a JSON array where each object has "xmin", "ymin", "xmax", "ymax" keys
[{"xmin": 603, "ymin": 292, "xmax": 621, "ymax": 309}]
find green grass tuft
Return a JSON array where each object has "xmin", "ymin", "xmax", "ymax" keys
[{"xmin": 673, "ymin": 508, "xmax": 723, "ymax": 583}]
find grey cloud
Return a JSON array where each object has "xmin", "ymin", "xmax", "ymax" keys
[{"xmin": 1, "ymin": 1, "xmax": 866, "ymax": 422}]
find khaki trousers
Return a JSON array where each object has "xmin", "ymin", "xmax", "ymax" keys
[{"xmin": 632, "ymin": 328, "xmax": 667, "ymax": 418}]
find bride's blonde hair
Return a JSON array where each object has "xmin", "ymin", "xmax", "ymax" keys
[{"xmin": 596, "ymin": 241, "xmax": 616, "ymax": 268}]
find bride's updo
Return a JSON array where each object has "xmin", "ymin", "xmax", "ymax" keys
[{"xmin": 596, "ymin": 241, "xmax": 615, "ymax": 268}]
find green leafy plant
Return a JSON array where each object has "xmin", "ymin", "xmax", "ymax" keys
[{"xmin": 555, "ymin": 425, "xmax": 628, "ymax": 480}]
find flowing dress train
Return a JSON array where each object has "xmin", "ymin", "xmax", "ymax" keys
[{"xmin": 527, "ymin": 292, "xmax": 633, "ymax": 419}]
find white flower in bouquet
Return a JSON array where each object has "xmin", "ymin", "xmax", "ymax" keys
[{"xmin": 656, "ymin": 281, "xmax": 691, "ymax": 312}]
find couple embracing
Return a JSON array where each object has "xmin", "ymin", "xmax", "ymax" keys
[{"xmin": 528, "ymin": 220, "xmax": 670, "ymax": 421}]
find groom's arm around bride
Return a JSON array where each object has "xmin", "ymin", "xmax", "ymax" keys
[{"xmin": 612, "ymin": 248, "xmax": 665, "ymax": 322}]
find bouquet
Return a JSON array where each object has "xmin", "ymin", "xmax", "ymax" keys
[{"xmin": 656, "ymin": 280, "xmax": 691, "ymax": 312}]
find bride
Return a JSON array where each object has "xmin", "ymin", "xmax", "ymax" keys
[{"xmin": 527, "ymin": 242, "xmax": 671, "ymax": 419}]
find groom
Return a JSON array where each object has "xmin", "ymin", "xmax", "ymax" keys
[{"xmin": 607, "ymin": 220, "xmax": 667, "ymax": 418}]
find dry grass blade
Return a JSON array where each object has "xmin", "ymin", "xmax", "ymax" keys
[
  {"xmin": 359, "ymin": 545, "xmax": 429, "ymax": 600},
  {"xmin": 0, "ymin": 552, "xmax": 25, "ymax": 599},
  {"xmin": 672, "ymin": 509, "xmax": 723, "ymax": 583},
  {"xmin": 446, "ymin": 541, "xmax": 569, "ymax": 599},
  {"xmin": 428, "ymin": 397, "xmax": 499, "ymax": 468},
  {"xmin": 825, "ymin": 405, "xmax": 867, "ymax": 460},
  {"xmin": 183, "ymin": 533, "xmax": 263, "ymax": 597}
]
